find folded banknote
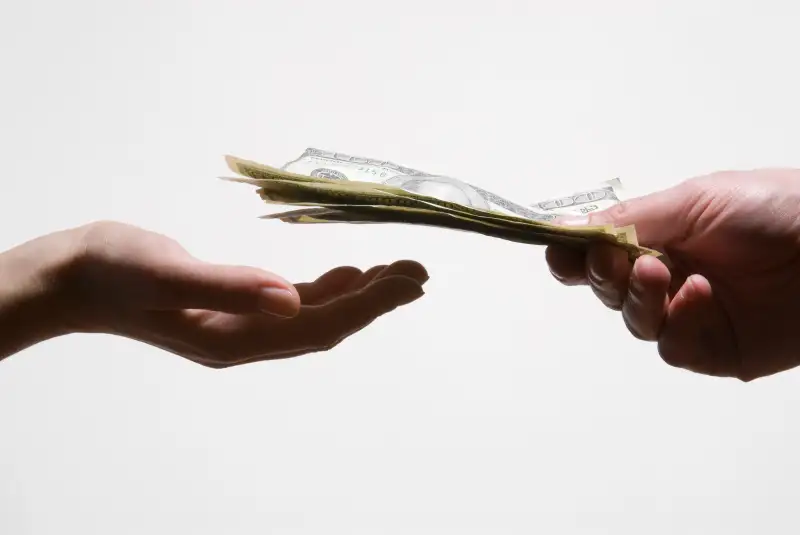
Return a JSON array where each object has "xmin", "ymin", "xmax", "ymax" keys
[{"xmin": 220, "ymin": 148, "xmax": 658, "ymax": 260}]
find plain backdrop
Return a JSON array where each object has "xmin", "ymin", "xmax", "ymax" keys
[{"xmin": 1, "ymin": 0, "xmax": 799, "ymax": 533}]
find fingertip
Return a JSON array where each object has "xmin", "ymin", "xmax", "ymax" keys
[
  {"xmin": 254, "ymin": 267, "xmax": 300, "ymax": 298},
  {"xmin": 675, "ymin": 273, "xmax": 712, "ymax": 305},
  {"xmin": 688, "ymin": 273, "xmax": 712, "ymax": 294},
  {"xmin": 665, "ymin": 274, "xmax": 714, "ymax": 328},
  {"xmin": 376, "ymin": 260, "xmax": 429, "ymax": 285},
  {"xmin": 622, "ymin": 256, "xmax": 671, "ymax": 341},
  {"xmin": 365, "ymin": 265, "xmax": 390, "ymax": 279},
  {"xmin": 658, "ymin": 273, "xmax": 737, "ymax": 376},
  {"xmin": 317, "ymin": 265, "xmax": 363, "ymax": 283},
  {"xmin": 370, "ymin": 275, "xmax": 425, "ymax": 306},
  {"xmin": 631, "ymin": 255, "xmax": 671, "ymax": 290},
  {"xmin": 258, "ymin": 284, "xmax": 301, "ymax": 317}
]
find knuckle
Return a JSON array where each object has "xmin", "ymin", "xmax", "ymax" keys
[
  {"xmin": 73, "ymin": 221, "xmax": 116, "ymax": 261},
  {"xmin": 78, "ymin": 220, "xmax": 131, "ymax": 250},
  {"xmin": 604, "ymin": 201, "xmax": 630, "ymax": 222}
]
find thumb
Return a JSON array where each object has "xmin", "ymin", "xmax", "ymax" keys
[
  {"xmin": 657, "ymin": 274, "xmax": 738, "ymax": 378},
  {"xmin": 557, "ymin": 183, "xmax": 695, "ymax": 248},
  {"xmin": 146, "ymin": 259, "xmax": 301, "ymax": 317}
]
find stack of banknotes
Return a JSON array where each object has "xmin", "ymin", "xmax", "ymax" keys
[{"xmin": 221, "ymin": 148, "xmax": 659, "ymax": 260}]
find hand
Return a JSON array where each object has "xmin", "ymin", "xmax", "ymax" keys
[
  {"xmin": 545, "ymin": 169, "xmax": 800, "ymax": 381},
  {"xmin": 0, "ymin": 221, "xmax": 428, "ymax": 366}
]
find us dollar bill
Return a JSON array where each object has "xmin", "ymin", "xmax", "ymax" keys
[
  {"xmin": 223, "ymin": 157, "xmax": 616, "ymax": 235},
  {"xmin": 256, "ymin": 172, "xmax": 636, "ymax": 239},
  {"xmin": 269, "ymin": 205, "xmax": 594, "ymax": 248},
  {"xmin": 227, "ymin": 176, "xmax": 618, "ymax": 239},
  {"xmin": 257, "ymin": 204, "xmax": 646, "ymax": 258},
  {"xmin": 246, "ymin": 180, "xmax": 644, "ymax": 256},
  {"xmin": 281, "ymin": 148, "xmax": 562, "ymax": 222},
  {"xmin": 527, "ymin": 178, "xmax": 625, "ymax": 218},
  {"xmin": 222, "ymin": 149, "xmax": 659, "ymax": 259},
  {"xmin": 281, "ymin": 148, "xmax": 628, "ymax": 220}
]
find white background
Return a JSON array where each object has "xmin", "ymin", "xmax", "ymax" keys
[{"xmin": 1, "ymin": 0, "xmax": 799, "ymax": 533}]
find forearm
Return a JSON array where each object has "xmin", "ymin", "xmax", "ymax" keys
[{"xmin": 0, "ymin": 232, "xmax": 75, "ymax": 361}]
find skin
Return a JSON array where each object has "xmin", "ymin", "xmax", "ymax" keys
[
  {"xmin": 547, "ymin": 168, "xmax": 800, "ymax": 381},
  {"xmin": 0, "ymin": 221, "xmax": 428, "ymax": 367}
]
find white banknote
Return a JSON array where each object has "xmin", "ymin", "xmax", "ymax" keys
[{"xmin": 280, "ymin": 148, "xmax": 624, "ymax": 222}]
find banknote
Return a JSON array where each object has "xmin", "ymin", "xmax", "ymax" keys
[
  {"xmin": 223, "ymin": 176, "xmax": 622, "ymax": 241},
  {"xmin": 254, "ymin": 204, "xmax": 653, "ymax": 264},
  {"xmin": 259, "ymin": 204, "xmax": 642, "ymax": 253},
  {"xmin": 256, "ymin": 178, "xmax": 632, "ymax": 239},
  {"xmin": 244, "ymin": 179, "xmax": 649, "ymax": 258},
  {"xmin": 229, "ymin": 161, "xmax": 638, "ymax": 245},
  {"xmin": 224, "ymin": 156, "xmax": 621, "ymax": 236},
  {"xmin": 264, "ymin": 204, "xmax": 594, "ymax": 248},
  {"xmin": 222, "ymin": 149, "xmax": 659, "ymax": 259},
  {"xmin": 280, "ymin": 148, "xmax": 624, "ymax": 222}
]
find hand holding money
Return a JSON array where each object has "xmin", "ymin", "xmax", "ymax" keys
[
  {"xmin": 221, "ymin": 148, "xmax": 660, "ymax": 260},
  {"xmin": 547, "ymin": 168, "xmax": 800, "ymax": 381}
]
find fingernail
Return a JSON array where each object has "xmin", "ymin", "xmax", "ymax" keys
[
  {"xmin": 677, "ymin": 276, "xmax": 698, "ymax": 303},
  {"xmin": 686, "ymin": 275, "xmax": 697, "ymax": 292},
  {"xmin": 259, "ymin": 287, "xmax": 299, "ymax": 317}
]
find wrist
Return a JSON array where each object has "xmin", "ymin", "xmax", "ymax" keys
[{"xmin": 0, "ymin": 227, "xmax": 83, "ymax": 360}]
